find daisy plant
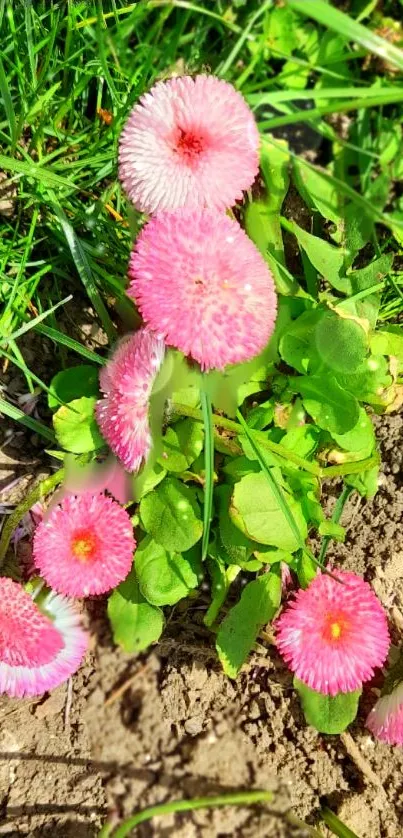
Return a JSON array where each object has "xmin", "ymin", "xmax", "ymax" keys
[{"xmin": 2, "ymin": 72, "xmax": 402, "ymax": 742}]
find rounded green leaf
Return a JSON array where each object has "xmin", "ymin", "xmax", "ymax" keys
[
  {"xmin": 136, "ymin": 536, "xmax": 202, "ymax": 606},
  {"xmin": 315, "ymin": 310, "xmax": 367, "ymax": 373},
  {"xmin": 48, "ymin": 365, "xmax": 99, "ymax": 410},
  {"xmin": 108, "ymin": 569, "xmax": 164, "ymax": 653},
  {"xmin": 295, "ymin": 678, "xmax": 361, "ymax": 734},
  {"xmin": 53, "ymin": 396, "xmax": 104, "ymax": 453},
  {"xmin": 331, "ymin": 407, "xmax": 375, "ymax": 456},
  {"xmin": 230, "ymin": 472, "xmax": 307, "ymax": 552},
  {"xmin": 279, "ymin": 309, "xmax": 323, "ymax": 374},
  {"xmin": 216, "ymin": 570, "xmax": 282, "ymax": 678},
  {"xmin": 157, "ymin": 418, "xmax": 204, "ymax": 472},
  {"xmin": 298, "ymin": 374, "xmax": 359, "ymax": 435},
  {"xmin": 140, "ymin": 477, "xmax": 203, "ymax": 552}
]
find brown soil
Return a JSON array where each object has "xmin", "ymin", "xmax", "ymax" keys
[{"xmin": 0, "ymin": 413, "xmax": 402, "ymax": 838}]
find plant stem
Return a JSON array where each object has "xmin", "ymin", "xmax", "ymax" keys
[
  {"xmin": 171, "ymin": 402, "xmax": 379, "ymax": 480},
  {"xmin": 318, "ymin": 485, "xmax": 353, "ymax": 567},
  {"xmin": 320, "ymin": 805, "xmax": 359, "ymax": 838},
  {"xmin": 200, "ymin": 389, "xmax": 214, "ymax": 561},
  {"xmin": 0, "ymin": 468, "xmax": 65, "ymax": 569},
  {"xmin": 100, "ymin": 791, "xmax": 273, "ymax": 837},
  {"xmin": 172, "ymin": 402, "xmax": 320, "ymax": 474},
  {"xmin": 98, "ymin": 791, "xmax": 325, "ymax": 838}
]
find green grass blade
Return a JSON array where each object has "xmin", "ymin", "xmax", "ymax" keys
[
  {"xmin": 0, "ymin": 153, "xmax": 77, "ymax": 190},
  {"xmin": 0, "ymin": 398, "xmax": 55, "ymax": 442},
  {"xmin": 286, "ymin": 0, "xmax": 403, "ymax": 72},
  {"xmin": 317, "ymin": 486, "xmax": 353, "ymax": 567},
  {"xmin": 201, "ymin": 389, "xmax": 214, "ymax": 561},
  {"xmin": 320, "ymin": 806, "xmax": 359, "ymax": 838},
  {"xmin": 0, "ymin": 295, "xmax": 73, "ymax": 345},
  {"xmin": 259, "ymin": 91, "xmax": 403, "ymax": 131},
  {"xmin": 51, "ymin": 202, "xmax": 116, "ymax": 344},
  {"xmin": 0, "ymin": 55, "xmax": 17, "ymax": 146},
  {"xmin": 248, "ymin": 87, "xmax": 403, "ymax": 106},
  {"xmin": 236, "ymin": 408, "xmax": 304, "ymax": 550},
  {"xmin": 34, "ymin": 323, "xmax": 105, "ymax": 365}
]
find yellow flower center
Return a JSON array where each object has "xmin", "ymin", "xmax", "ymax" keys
[
  {"xmin": 71, "ymin": 529, "xmax": 98, "ymax": 563},
  {"xmin": 330, "ymin": 622, "xmax": 342, "ymax": 639}
]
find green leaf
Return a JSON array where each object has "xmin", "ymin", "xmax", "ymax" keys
[
  {"xmin": 297, "ymin": 375, "xmax": 359, "ymax": 434},
  {"xmin": 331, "ymin": 407, "xmax": 375, "ymax": 457},
  {"xmin": 53, "ymin": 396, "xmax": 104, "ymax": 453},
  {"xmin": 216, "ymin": 569, "xmax": 282, "ymax": 678},
  {"xmin": 287, "ymin": 219, "xmax": 346, "ymax": 290},
  {"xmin": 345, "ymin": 465, "xmax": 379, "ymax": 499},
  {"xmin": 48, "ymin": 365, "xmax": 99, "ymax": 410},
  {"xmin": 108, "ymin": 568, "xmax": 164, "ymax": 653},
  {"xmin": 342, "ymin": 254, "xmax": 394, "ymax": 328},
  {"xmin": 318, "ymin": 521, "xmax": 345, "ymax": 542},
  {"xmin": 315, "ymin": 310, "xmax": 368, "ymax": 373},
  {"xmin": 293, "ymin": 158, "xmax": 340, "ymax": 224},
  {"xmin": 218, "ymin": 485, "xmax": 254, "ymax": 565},
  {"xmin": 133, "ymin": 461, "xmax": 166, "ymax": 501},
  {"xmin": 336, "ymin": 355, "xmax": 392, "ymax": 403},
  {"xmin": 296, "ymin": 551, "xmax": 317, "ymax": 588},
  {"xmin": 230, "ymin": 472, "xmax": 307, "ymax": 552},
  {"xmin": 157, "ymin": 418, "xmax": 204, "ymax": 472},
  {"xmin": 286, "ymin": 0, "xmax": 403, "ymax": 73},
  {"xmin": 245, "ymin": 140, "xmax": 296, "ymax": 295},
  {"xmin": 295, "ymin": 678, "xmax": 361, "ymax": 734},
  {"xmin": 135, "ymin": 536, "xmax": 201, "ymax": 606},
  {"xmin": 204, "ymin": 556, "xmax": 240, "ymax": 628},
  {"xmin": 371, "ymin": 327, "xmax": 403, "ymax": 363},
  {"xmin": 279, "ymin": 308, "xmax": 323, "ymax": 374},
  {"xmin": 246, "ymin": 399, "xmax": 274, "ymax": 430},
  {"xmin": 266, "ymin": 5, "xmax": 298, "ymax": 54},
  {"xmin": 140, "ymin": 478, "xmax": 203, "ymax": 553}
]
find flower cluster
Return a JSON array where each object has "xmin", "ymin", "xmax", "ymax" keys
[
  {"xmin": 4, "ymin": 74, "xmax": 275, "ymax": 700},
  {"xmin": 96, "ymin": 74, "xmax": 277, "ymax": 471}
]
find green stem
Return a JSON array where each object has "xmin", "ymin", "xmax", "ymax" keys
[
  {"xmin": 320, "ymin": 805, "xmax": 359, "ymax": 838},
  {"xmin": 100, "ymin": 792, "xmax": 273, "ymax": 838},
  {"xmin": 172, "ymin": 402, "xmax": 320, "ymax": 474},
  {"xmin": 201, "ymin": 389, "xmax": 214, "ymax": 561},
  {"xmin": 171, "ymin": 402, "xmax": 379, "ymax": 480},
  {"xmin": 318, "ymin": 485, "xmax": 353, "ymax": 567},
  {"xmin": 98, "ymin": 791, "xmax": 325, "ymax": 838},
  {"xmin": 0, "ymin": 468, "xmax": 65, "ymax": 569}
]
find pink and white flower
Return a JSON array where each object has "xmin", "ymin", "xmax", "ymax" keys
[
  {"xmin": 129, "ymin": 209, "xmax": 277, "ymax": 371},
  {"xmin": 0, "ymin": 577, "xmax": 87, "ymax": 698},
  {"xmin": 33, "ymin": 493, "xmax": 135, "ymax": 597},
  {"xmin": 119, "ymin": 74, "xmax": 259, "ymax": 214},
  {"xmin": 367, "ymin": 681, "xmax": 403, "ymax": 745},
  {"xmin": 276, "ymin": 571, "xmax": 390, "ymax": 696},
  {"xmin": 96, "ymin": 329, "xmax": 165, "ymax": 473}
]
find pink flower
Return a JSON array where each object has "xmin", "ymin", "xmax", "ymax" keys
[
  {"xmin": 96, "ymin": 329, "xmax": 165, "ymax": 473},
  {"xmin": 119, "ymin": 74, "xmax": 259, "ymax": 214},
  {"xmin": 276, "ymin": 571, "xmax": 390, "ymax": 696},
  {"xmin": 0, "ymin": 577, "xmax": 87, "ymax": 697},
  {"xmin": 33, "ymin": 493, "xmax": 135, "ymax": 597},
  {"xmin": 129, "ymin": 209, "xmax": 277, "ymax": 371},
  {"xmin": 367, "ymin": 681, "xmax": 403, "ymax": 745}
]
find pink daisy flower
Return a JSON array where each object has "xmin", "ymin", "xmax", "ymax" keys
[
  {"xmin": 96, "ymin": 329, "xmax": 165, "ymax": 473},
  {"xmin": 0, "ymin": 577, "xmax": 87, "ymax": 698},
  {"xmin": 367, "ymin": 681, "xmax": 403, "ymax": 745},
  {"xmin": 128, "ymin": 209, "xmax": 277, "ymax": 371},
  {"xmin": 119, "ymin": 74, "xmax": 259, "ymax": 214},
  {"xmin": 276, "ymin": 571, "xmax": 390, "ymax": 696},
  {"xmin": 33, "ymin": 493, "xmax": 135, "ymax": 597}
]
